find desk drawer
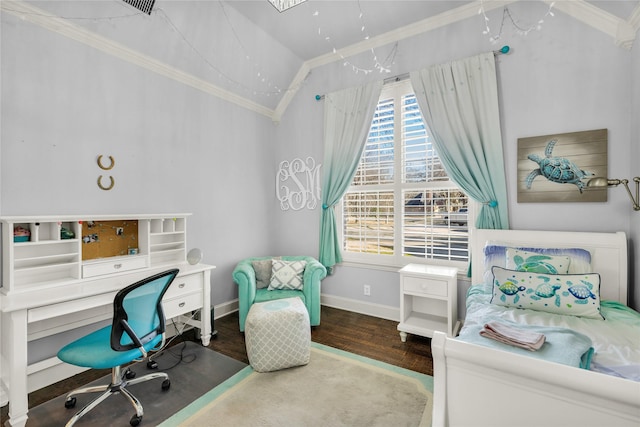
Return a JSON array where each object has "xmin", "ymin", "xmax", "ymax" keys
[
  {"xmin": 403, "ymin": 276, "xmax": 448, "ymax": 297},
  {"xmin": 164, "ymin": 274, "xmax": 202, "ymax": 300},
  {"xmin": 163, "ymin": 292, "xmax": 202, "ymax": 319},
  {"xmin": 82, "ymin": 256, "xmax": 147, "ymax": 278}
]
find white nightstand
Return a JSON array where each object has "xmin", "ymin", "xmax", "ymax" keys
[{"xmin": 398, "ymin": 264, "xmax": 460, "ymax": 341}]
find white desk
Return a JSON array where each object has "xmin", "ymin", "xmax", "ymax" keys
[{"xmin": 1, "ymin": 262, "xmax": 214, "ymax": 427}]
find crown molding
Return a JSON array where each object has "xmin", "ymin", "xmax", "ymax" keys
[
  {"xmin": 276, "ymin": 0, "xmax": 515, "ymax": 121},
  {"xmin": 274, "ymin": 0, "xmax": 637, "ymax": 119},
  {"xmin": 3, "ymin": 0, "xmax": 637, "ymax": 123},
  {"xmin": 629, "ymin": 3, "xmax": 640, "ymax": 31},
  {"xmin": 305, "ymin": 0, "xmax": 515, "ymax": 71},
  {"xmin": 0, "ymin": 0, "xmax": 275, "ymax": 119},
  {"xmin": 272, "ymin": 62, "xmax": 311, "ymax": 123},
  {"xmin": 543, "ymin": 0, "xmax": 637, "ymax": 50}
]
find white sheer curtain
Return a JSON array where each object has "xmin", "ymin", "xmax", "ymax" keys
[
  {"xmin": 319, "ymin": 80, "xmax": 383, "ymax": 272},
  {"xmin": 410, "ymin": 52, "xmax": 509, "ymax": 229}
]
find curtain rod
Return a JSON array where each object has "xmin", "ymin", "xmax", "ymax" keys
[
  {"xmin": 384, "ymin": 72, "xmax": 409, "ymax": 85},
  {"xmin": 315, "ymin": 45, "xmax": 511, "ymax": 101}
]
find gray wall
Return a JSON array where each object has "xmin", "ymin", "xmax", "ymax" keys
[
  {"xmin": 272, "ymin": 2, "xmax": 638, "ymax": 313},
  {"xmin": 631, "ymin": 32, "xmax": 640, "ymax": 310},
  {"xmin": 0, "ymin": 5, "xmax": 278, "ymax": 307},
  {"xmin": 1, "ymin": 1, "xmax": 637, "ymax": 327}
]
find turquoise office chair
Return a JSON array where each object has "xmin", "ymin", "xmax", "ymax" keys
[{"xmin": 57, "ymin": 269, "xmax": 179, "ymax": 427}]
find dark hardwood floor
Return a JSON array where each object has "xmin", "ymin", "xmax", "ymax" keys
[{"xmin": 1, "ymin": 305, "xmax": 433, "ymax": 425}]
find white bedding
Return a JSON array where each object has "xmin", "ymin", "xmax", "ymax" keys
[{"xmin": 459, "ymin": 284, "xmax": 640, "ymax": 380}]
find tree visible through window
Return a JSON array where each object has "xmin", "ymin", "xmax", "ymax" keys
[{"xmin": 341, "ymin": 80, "xmax": 469, "ymax": 266}]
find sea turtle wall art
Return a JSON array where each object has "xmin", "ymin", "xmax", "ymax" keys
[
  {"xmin": 517, "ymin": 129, "xmax": 608, "ymax": 203},
  {"xmin": 525, "ymin": 139, "xmax": 593, "ymax": 193}
]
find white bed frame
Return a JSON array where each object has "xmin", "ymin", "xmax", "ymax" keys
[{"xmin": 431, "ymin": 229, "xmax": 640, "ymax": 427}]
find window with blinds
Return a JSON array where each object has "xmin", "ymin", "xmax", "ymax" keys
[{"xmin": 341, "ymin": 80, "xmax": 469, "ymax": 266}]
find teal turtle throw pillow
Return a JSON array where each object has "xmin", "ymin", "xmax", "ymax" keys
[
  {"xmin": 490, "ymin": 267, "xmax": 604, "ymax": 320},
  {"xmin": 506, "ymin": 248, "xmax": 570, "ymax": 274}
]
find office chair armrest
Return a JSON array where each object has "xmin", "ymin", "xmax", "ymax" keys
[{"xmin": 120, "ymin": 319, "xmax": 149, "ymax": 358}]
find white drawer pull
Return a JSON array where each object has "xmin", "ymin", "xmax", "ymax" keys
[
  {"xmin": 178, "ymin": 283, "xmax": 185, "ymax": 288},
  {"xmin": 113, "ymin": 264, "xmax": 122, "ymax": 269},
  {"xmin": 179, "ymin": 302, "xmax": 186, "ymax": 307}
]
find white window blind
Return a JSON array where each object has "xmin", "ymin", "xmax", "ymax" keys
[
  {"xmin": 341, "ymin": 80, "xmax": 469, "ymax": 267},
  {"xmin": 352, "ymin": 97, "xmax": 394, "ymax": 186}
]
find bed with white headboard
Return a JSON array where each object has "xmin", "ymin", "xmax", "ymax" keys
[{"xmin": 431, "ymin": 229, "xmax": 640, "ymax": 427}]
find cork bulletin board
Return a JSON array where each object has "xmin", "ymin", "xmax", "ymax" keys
[{"xmin": 82, "ymin": 220, "xmax": 139, "ymax": 260}]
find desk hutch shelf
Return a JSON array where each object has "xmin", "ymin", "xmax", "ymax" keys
[
  {"xmin": 1, "ymin": 214, "xmax": 190, "ymax": 296},
  {"xmin": 0, "ymin": 213, "xmax": 215, "ymax": 427}
]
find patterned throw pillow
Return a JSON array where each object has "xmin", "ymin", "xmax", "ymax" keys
[
  {"xmin": 506, "ymin": 248, "xmax": 570, "ymax": 274},
  {"xmin": 490, "ymin": 266, "xmax": 604, "ymax": 320},
  {"xmin": 269, "ymin": 260, "xmax": 307, "ymax": 290}
]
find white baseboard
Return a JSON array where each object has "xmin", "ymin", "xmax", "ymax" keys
[
  {"xmin": 213, "ymin": 299, "xmax": 238, "ymax": 319},
  {"xmin": 211, "ymin": 296, "xmax": 399, "ymax": 323},
  {"xmin": 214, "ymin": 294, "xmax": 400, "ymax": 321},
  {"xmin": 320, "ymin": 294, "xmax": 400, "ymax": 322},
  {"xmin": 1, "ymin": 382, "xmax": 8, "ymax": 407}
]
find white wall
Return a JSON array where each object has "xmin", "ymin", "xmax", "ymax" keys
[
  {"xmin": 0, "ymin": 7, "xmax": 279, "ymax": 307},
  {"xmin": 1, "ymin": 2, "xmax": 637, "ymax": 329},
  {"xmin": 272, "ymin": 2, "xmax": 638, "ymax": 315},
  {"xmin": 0, "ymin": 2, "xmax": 294, "ymax": 367},
  {"xmin": 631, "ymin": 34, "xmax": 640, "ymax": 310}
]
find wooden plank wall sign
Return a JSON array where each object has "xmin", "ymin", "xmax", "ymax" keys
[{"xmin": 517, "ymin": 129, "xmax": 608, "ymax": 203}]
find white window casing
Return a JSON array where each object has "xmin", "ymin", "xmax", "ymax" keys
[{"xmin": 339, "ymin": 80, "xmax": 473, "ymax": 271}]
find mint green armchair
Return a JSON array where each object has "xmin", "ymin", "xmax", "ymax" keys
[{"xmin": 232, "ymin": 256, "xmax": 327, "ymax": 332}]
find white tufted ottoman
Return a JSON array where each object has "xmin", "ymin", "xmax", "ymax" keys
[{"xmin": 244, "ymin": 297, "xmax": 311, "ymax": 372}]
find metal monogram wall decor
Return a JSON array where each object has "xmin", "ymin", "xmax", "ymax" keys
[
  {"xmin": 276, "ymin": 157, "xmax": 321, "ymax": 210},
  {"xmin": 517, "ymin": 129, "xmax": 608, "ymax": 203}
]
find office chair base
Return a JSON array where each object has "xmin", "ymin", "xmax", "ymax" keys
[{"xmin": 63, "ymin": 366, "xmax": 170, "ymax": 427}]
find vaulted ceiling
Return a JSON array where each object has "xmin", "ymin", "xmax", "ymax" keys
[
  {"xmin": 3, "ymin": 1, "xmax": 639, "ymax": 121},
  {"xmin": 229, "ymin": 1, "xmax": 640, "ymax": 61}
]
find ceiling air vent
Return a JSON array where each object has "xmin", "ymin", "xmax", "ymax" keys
[{"xmin": 122, "ymin": 0, "xmax": 156, "ymax": 15}]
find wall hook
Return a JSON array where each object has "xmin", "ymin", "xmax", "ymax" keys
[
  {"xmin": 97, "ymin": 155, "xmax": 115, "ymax": 170},
  {"xmin": 97, "ymin": 175, "xmax": 115, "ymax": 191}
]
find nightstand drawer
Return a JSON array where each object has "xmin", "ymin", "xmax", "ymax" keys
[
  {"xmin": 164, "ymin": 274, "xmax": 203, "ymax": 300},
  {"xmin": 403, "ymin": 276, "xmax": 448, "ymax": 297}
]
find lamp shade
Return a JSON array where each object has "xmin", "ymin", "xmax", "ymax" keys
[{"xmin": 586, "ymin": 177, "xmax": 611, "ymax": 188}]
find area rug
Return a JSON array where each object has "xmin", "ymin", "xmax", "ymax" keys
[
  {"xmin": 25, "ymin": 341, "xmax": 246, "ymax": 426},
  {"xmin": 160, "ymin": 342, "xmax": 433, "ymax": 427}
]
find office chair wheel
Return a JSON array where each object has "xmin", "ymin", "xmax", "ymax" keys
[
  {"xmin": 161, "ymin": 379, "xmax": 171, "ymax": 390},
  {"xmin": 147, "ymin": 360, "xmax": 158, "ymax": 369},
  {"xmin": 64, "ymin": 397, "xmax": 76, "ymax": 409},
  {"xmin": 130, "ymin": 414, "xmax": 142, "ymax": 426},
  {"xmin": 125, "ymin": 368, "xmax": 136, "ymax": 380}
]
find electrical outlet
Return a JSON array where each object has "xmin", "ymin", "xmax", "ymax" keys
[{"xmin": 363, "ymin": 284, "xmax": 371, "ymax": 296}]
